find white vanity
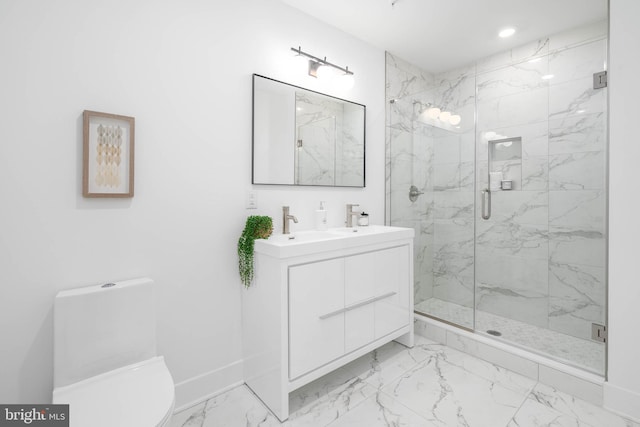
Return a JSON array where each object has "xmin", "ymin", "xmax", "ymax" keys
[{"xmin": 242, "ymin": 225, "xmax": 414, "ymax": 421}]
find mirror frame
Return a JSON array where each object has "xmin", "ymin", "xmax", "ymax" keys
[{"xmin": 251, "ymin": 74, "xmax": 366, "ymax": 187}]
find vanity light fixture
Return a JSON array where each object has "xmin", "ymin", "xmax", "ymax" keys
[{"xmin": 291, "ymin": 46, "xmax": 355, "ymax": 89}]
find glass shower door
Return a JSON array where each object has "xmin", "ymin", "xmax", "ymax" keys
[{"xmin": 473, "ymin": 34, "xmax": 608, "ymax": 374}]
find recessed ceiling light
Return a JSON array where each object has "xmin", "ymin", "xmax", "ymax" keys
[{"xmin": 499, "ymin": 28, "xmax": 516, "ymax": 38}]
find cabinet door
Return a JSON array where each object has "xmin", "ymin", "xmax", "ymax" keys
[
  {"xmin": 344, "ymin": 252, "xmax": 376, "ymax": 353},
  {"xmin": 374, "ymin": 245, "xmax": 410, "ymax": 339},
  {"xmin": 288, "ymin": 258, "xmax": 345, "ymax": 379}
]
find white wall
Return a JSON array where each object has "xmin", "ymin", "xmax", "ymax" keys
[
  {"xmin": 605, "ymin": 0, "xmax": 640, "ymax": 421},
  {"xmin": 0, "ymin": 0, "xmax": 385, "ymax": 406}
]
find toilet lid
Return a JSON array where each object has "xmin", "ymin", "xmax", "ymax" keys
[{"xmin": 53, "ymin": 356, "xmax": 175, "ymax": 427}]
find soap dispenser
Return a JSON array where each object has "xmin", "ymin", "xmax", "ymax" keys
[{"xmin": 315, "ymin": 201, "xmax": 328, "ymax": 231}]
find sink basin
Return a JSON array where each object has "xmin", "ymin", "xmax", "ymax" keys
[
  {"xmin": 267, "ymin": 230, "xmax": 342, "ymax": 243},
  {"xmin": 330, "ymin": 225, "xmax": 399, "ymax": 234},
  {"xmin": 254, "ymin": 225, "xmax": 414, "ymax": 258}
]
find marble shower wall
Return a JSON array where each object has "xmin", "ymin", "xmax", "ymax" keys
[
  {"xmin": 385, "ymin": 53, "xmax": 436, "ymax": 307},
  {"xmin": 386, "ymin": 20, "xmax": 608, "ymax": 341}
]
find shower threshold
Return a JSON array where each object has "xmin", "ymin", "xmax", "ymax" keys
[{"xmin": 414, "ymin": 297, "xmax": 604, "ymax": 375}]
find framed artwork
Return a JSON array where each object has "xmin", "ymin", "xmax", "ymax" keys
[{"xmin": 82, "ymin": 110, "xmax": 135, "ymax": 197}]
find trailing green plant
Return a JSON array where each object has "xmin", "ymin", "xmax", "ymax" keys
[{"xmin": 238, "ymin": 215, "xmax": 273, "ymax": 287}]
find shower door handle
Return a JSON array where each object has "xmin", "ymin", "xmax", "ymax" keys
[{"xmin": 481, "ymin": 189, "xmax": 491, "ymax": 220}]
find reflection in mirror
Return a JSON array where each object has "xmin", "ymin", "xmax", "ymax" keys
[{"xmin": 252, "ymin": 74, "xmax": 365, "ymax": 187}]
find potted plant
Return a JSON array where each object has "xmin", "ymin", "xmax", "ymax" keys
[{"xmin": 238, "ymin": 215, "xmax": 273, "ymax": 287}]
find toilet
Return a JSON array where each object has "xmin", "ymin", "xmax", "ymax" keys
[{"xmin": 52, "ymin": 277, "xmax": 175, "ymax": 427}]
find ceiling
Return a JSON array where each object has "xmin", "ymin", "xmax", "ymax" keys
[{"xmin": 281, "ymin": 0, "xmax": 607, "ymax": 73}]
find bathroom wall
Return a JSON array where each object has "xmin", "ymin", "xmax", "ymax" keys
[
  {"xmin": 0, "ymin": 0, "xmax": 385, "ymax": 406},
  {"xmin": 606, "ymin": 0, "xmax": 640, "ymax": 421}
]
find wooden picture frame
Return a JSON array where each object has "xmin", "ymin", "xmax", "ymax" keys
[{"xmin": 82, "ymin": 110, "xmax": 135, "ymax": 198}]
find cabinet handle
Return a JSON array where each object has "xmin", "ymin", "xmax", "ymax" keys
[{"xmin": 318, "ymin": 292, "xmax": 397, "ymax": 320}]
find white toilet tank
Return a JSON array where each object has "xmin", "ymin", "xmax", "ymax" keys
[{"xmin": 54, "ymin": 277, "xmax": 157, "ymax": 388}]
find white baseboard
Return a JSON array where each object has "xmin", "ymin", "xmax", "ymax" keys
[
  {"xmin": 603, "ymin": 382, "xmax": 640, "ymax": 423},
  {"xmin": 173, "ymin": 359, "xmax": 244, "ymax": 412}
]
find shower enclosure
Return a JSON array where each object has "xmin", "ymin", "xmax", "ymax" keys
[{"xmin": 386, "ymin": 20, "xmax": 608, "ymax": 375}]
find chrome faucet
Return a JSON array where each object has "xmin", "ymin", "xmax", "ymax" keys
[
  {"xmin": 282, "ymin": 206, "xmax": 298, "ymax": 235},
  {"xmin": 346, "ymin": 204, "xmax": 360, "ymax": 228}
]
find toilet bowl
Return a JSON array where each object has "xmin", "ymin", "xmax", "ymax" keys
[{"xmin": 52, "ymin": 278, "xmax": 175, "ymax": 427}]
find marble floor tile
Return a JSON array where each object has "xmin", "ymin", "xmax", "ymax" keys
[
  {"xmin": 382, "ymin": 349, "xmax": 532, "ymax": 426},
  {"xmin": 172, "ymin": 336, "xmax": 632, "ymax": 427}
]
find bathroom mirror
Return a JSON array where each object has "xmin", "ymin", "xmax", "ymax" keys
[{"xmin": 252, "ymin": 74, "xmax": 366, "ymax": 187}]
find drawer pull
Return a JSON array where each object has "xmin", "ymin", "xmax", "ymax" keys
[{"xmin": 318, "ymin": 291, "xmax": 397, "ymax": 320}]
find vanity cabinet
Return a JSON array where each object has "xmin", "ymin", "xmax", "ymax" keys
[{"xmin": 242, "ymin": 227, "xmax": 414, "ymax": 421}]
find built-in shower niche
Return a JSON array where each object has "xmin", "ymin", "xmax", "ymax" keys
[{"xmin": 488, "ymin": 137, "xmax": 522, "ymax": 191}]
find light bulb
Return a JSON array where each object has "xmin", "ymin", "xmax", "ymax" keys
[
  {"xmin": 425, "ymin": 107, "xmax": 440, "ymax": 119},
  {"xmin": 316, "ymin": 64, "xmax": 335, "ymax": 81},
  {"xmin": 449, "ymin": 114, "xmax": 461, "ymax": 125},
  {"xmin": 439, "ymin": 111, "xmax": 451, "ymax": 122}
]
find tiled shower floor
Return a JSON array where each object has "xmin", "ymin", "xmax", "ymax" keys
[
  {"xmin": 171, "ymin": 336, "xmax": 634, "ymax": 427},
  {"xmin": 415, "ymin": 297, "xmax": 605, "ymax": 374}
]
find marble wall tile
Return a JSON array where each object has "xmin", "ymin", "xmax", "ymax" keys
[
  {"xmin": 477, "ymin": 56, "xmax": 549, "ymax": 102},
  {"xmin": 548, "ymin": 151, "xmax": 605, "ymax": 190},
  {"xmin": 522, "ymin": 156, "xmax": 549, "ymax": 191},
  {"xmin": 476, "ymin": 220, "xmax": 548, "ymax": 260},
  {"xmin": 549, "ymin": 39, "xmax": 607, "ymax": 85},
  {"xmin": 460, "ymin": 161, "xmax": 474, "ymax": 191},
  {"xmin": 549, "ymin": 77, "xmax": 607, "ymax": 120},
  {"xmin": 387, "ymin": 97, "xmax": 413, "ymax": 132},
  {"xmin": 460, "ymin": 132, "xmax": 475, "ymax": 162},
  {"xmin": 477, "ymin": 86, "xmax": 549, "ymax": 130},
  {"xmin": 414, "ymin": 223, "xmax": 434, "ymax": 305},
  {"xmin": 485, "ymin": 190, "xmax": 548, "ymax": 225},
  {"xmin": 432, "ymin": 162, "xmax": 461, "ymax": 191},
  {"xmin": 549, "ymin": 190, "xmax": 605, "ymax": 231},
  {"xmin": 475, "ymin": 281, "xmax": 549, "ymax": 329},
  {"xmin": 491, "ymin": 159, "xmax": 522, "ymax": 190},
  {"xmin": 433, "ymin": 219, "xmax": 474, "ymax": 254},
  {"xmin": 549, "ymin": 261, "xmax": 605, "ymax": 340},
  {"xmin": 549, "ymin": 112, "xmax": 606, "ymax": 155},
  {"xmin": 549, "ymin": 226, "xmax": 606, "ymax": 268},
  {"xmin": 433, "ymin": 272, "xmax": 474, "ymax": 309},
  {"xmin": 432, "ymin": 133, "xmax": 460, "ymax": 164},
  {"xmin": 433, "ymin": 218, "xmax": 474, "ymax": 307},
  {"xmin": 433, "ymin": 191, "xmax": 474, "ymax": 220}
]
